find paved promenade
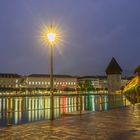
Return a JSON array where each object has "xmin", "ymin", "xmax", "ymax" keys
[{"xmin": 0, "ymin": 104, "xmax": 140, "ymax": 140}]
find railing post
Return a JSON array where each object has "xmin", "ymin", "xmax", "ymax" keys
[
  {"xmin": 124, "ymin": 96, "xmax": 127, "ymax": 107},
  {"xmin": 76, "ymin": 96, "xmax": 78, "ymax": 111},
  {"xmin": 7, "ymin": 96, "xmax": 12, "ymax": 126},
  {"xmin": 79, "ymin": 94, "xmax": 82, "ymax": 115},
  {"xmin": 99, "ymin": 95, "xmax": 103, "ymax": 111},
  {"xmin": 108, "ymin": 95, "xmax": 110, "ymax": 109},
  {"xmin": 50, "ymin": 93, "xmax": 54, "ymax": 120}
]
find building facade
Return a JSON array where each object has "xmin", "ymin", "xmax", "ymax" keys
[
  {"xmin": 25, "ymin": 74, "xmax": 77, "ymax": 93},
  {"xmin": 0, "ymin": 74, "xmax": 77, "ymax": 94},
  {"xmin": 0, "ymin": 73, "xmax": 22, "ymax": 95},
  {"xmin": 77, "ymin": 76, "xmax": 108, "ymax": 92},
  {"xmin": 0, "ymin": 73, "xmax": 130, "ymax": 95}
]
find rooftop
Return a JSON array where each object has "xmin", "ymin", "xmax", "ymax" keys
[
  {"xmin": 134, "ymin": 65, "xmax": 140, "ymax": 73},
  {"xmin": 0, "ymin": 73, "xmax": 21, "ymax": 78},
  {"xmin": 106, "ymin": 57, "xmax": 122, "ymax": 74},
  {"xmin": 78, "ymin": 75, "xmax": 107, "ymax": 79},
  {"xmin": 28, "ymin": 74, "xmax": 77, "ymax": 78}
]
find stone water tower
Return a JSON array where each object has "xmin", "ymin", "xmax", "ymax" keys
[{"xmin": 105, "ymin": 57, "xmax": 122, "ymax": 94}]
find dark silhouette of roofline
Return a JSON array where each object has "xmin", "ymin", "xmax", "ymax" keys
[
  {"xmin": 134, "ymin": 65, "xmax": 140, "ymax": 74},
  {"xmin": 0, "ymin": 73, "xmax": 21, "ymax": 78},
  {"xmin": 106, "ymin": 57, "xmax": 122, "ymax": 74},
  {"xmin": 78, "ymin": 75, "xmax": 107, "ymax": 79},
  {"xmin": 28, "ymin": 74, "xmax": 77, "ymax": 78}
]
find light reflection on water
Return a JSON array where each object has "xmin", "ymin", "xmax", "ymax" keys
[{"xmin": 0, "ymin": 95, "xmax": 128, "ymax": 127}]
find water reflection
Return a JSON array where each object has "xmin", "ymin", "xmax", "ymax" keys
[{"xmin": 0, "ymin": 94, "xmax": 129, "ymax": 127}]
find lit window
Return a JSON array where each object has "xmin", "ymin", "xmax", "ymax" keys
[
  {"xmin": 48, "ymin": 82, "xmax": 50, "ymax": 85},
  {"xmin": 32, "ymin": 82, "xmax": 34, "ymax": 85},
  {"xmin": 39, "ymin": 82, "xmax": 41, "ymax": 85},
  {"xmin": 54, "ymin": 82, "xmax": 56, "ymax": 85},
  {"xmin": 42, "ymin": 82, "xmax": 44, "ymax": 84},
  {"xmin": 60, "ymin": 82, "xmax": 62, "ymax": 85},
  {"xmin": 63, "ymin": 82, "xmax": 65, "ymax": 85},
  {"xmin": 36, "ymin": 82, "xmax": 38, "ymax": 85},
  {"xmin": 16, "ymin": 79, "xmax": 18, "ymax": 83},
  {"xmin": 69, "ymin": 82, "xmax": 70, "ymax": 85},
  {"xmin": 29, "ymin": 81, "xmax": 31, "ymax": 85},
  {"xmin": 66, "ymin": 82, "xmax": 67, "ymax": 85}
]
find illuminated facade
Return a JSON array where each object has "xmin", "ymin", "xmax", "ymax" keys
[
  {"xmin": 26, "ymin": 74, "xmax": 77, "ymax": 92},
  {"xmin": 0, "ymin": 73, "xmax": 22, "ymax": 89},
  {"xmin": 0, "ymin": 73, "xmax": 130, "ymax": 94},
  {"xmin": 78, "ymin": 76, "xmax": 108, "ymax": 90},
  {"xmin": 0, "ymin": 73, "xmax": 22, "ymax": 95}
]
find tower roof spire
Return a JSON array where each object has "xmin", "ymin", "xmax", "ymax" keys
[{"xmin": 106, "ymin": 57, "xmax": 122, "ymax": 74}]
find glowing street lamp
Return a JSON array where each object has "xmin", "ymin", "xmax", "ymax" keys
[
  {"xmin": 47, "ymin": 26, "xmax": 56, "ymax": 121},
  {"xmin": 47, "ymin": 32, "xmax": 56, "ymax": 43},
  {"xmin": 40, "ymin": 24, "xmax": 61, "ymax": 120}
]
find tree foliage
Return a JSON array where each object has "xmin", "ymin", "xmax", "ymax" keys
[{"xmin": 77, "ymin": 80, "xmax": 95, "ymax": 92}]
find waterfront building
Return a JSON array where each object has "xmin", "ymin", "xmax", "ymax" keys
[
  {"xmin": 77, "ymin": 76, "xmax": 108, "ymax": 92},
  {"xmin": 106, "ymin": 57, "xmax": 122, "ymax": 94},
  {"xmin": 0, "ymin": 73, "xmax": 22, "ymax": 95},
  {"xmin": 25, "ymin": 74, "xmax": 77, "ymax": 93},
  {"xmin": 0, "ymin": 72, "xmax": 131, "ymax": 95}
]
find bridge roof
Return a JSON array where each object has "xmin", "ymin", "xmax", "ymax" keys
[
  {"xmin": 106, "ymin": 57, "xmax": 122, "ymax": 74},
  {"xmin": 134, "ymin": 65, "xmax": 140, "ymax": 73}
]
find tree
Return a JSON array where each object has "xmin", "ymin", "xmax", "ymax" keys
[
  {"xmin": 77, "ymin": 80, "xmax": 95, "ymax": 93},
  {"xmin": 84, "ymin": 80, "xmax": 95, "ymax": 92}
]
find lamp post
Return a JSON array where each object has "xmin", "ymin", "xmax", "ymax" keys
[{"xmin": 47, "ymin": 27, "xmax": 56, "ymax": 120}]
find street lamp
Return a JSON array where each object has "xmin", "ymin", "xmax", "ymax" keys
[
  {"xmin": 47, "ymin": 25, "xmax": 56, "ymax": 120},
  {"xmin": 40, "ymin": 24, "xmax": 61, "ymax": 120}
]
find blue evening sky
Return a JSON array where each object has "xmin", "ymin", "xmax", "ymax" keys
[{"xmin": 0, "ymin": 0, "xmax": 140, "ymax": 76}]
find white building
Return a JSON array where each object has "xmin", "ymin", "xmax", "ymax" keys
[
  {"xmin": 25, "ymin": 74, "xmax": 77, "ymax": 93},
  {"xmin": 0, "ymin": 73, "xmax": 22, "ymax": 95},
  {"xmin": 78, "ymin": 76, "xmax": 108, "ymax": 91}
]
